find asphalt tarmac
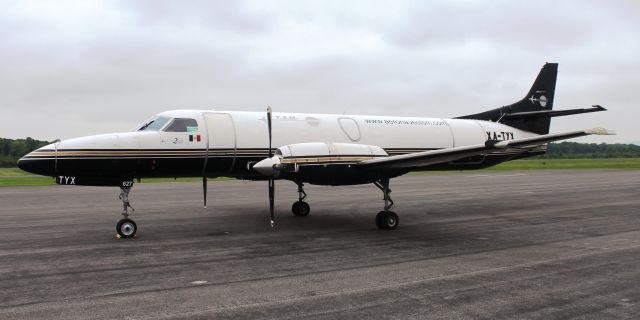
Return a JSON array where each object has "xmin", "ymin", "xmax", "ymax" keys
[{"xmin": 0, "ymin": 170, "xmax": 639, "ymax": 319}]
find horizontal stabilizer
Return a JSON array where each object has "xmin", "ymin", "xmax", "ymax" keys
[
  {"xmin": 501, "ymin": 105, "xmax": 606, "ymax": 121},
  {"xmin": 491, "ymin": 128, "xmax": 614, "ymax": 149},
  {"xmin": 585, "ymin": 127, "xmax": 616, "ymax": 135}
]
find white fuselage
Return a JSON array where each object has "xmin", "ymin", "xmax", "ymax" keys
[
  {"xmin": 22, "ymin": 109, "xmax": 541, "ymax": 182},
  {"xmin": 57, "ymin": 110, "xmax": 535, "ymax": 153}
]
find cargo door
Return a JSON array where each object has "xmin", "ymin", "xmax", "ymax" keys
[{"xmin": 204, "ymin": 113, "xmax": 237, "ymax": 174}]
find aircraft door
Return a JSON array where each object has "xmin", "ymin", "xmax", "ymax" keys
[
  {"xmin": 204, "ymin": 113, "xmax": 237, "ymax": 174},
  {"xmin": 338, "ymin": 117, "xmax": 361, "ymax": 142}
]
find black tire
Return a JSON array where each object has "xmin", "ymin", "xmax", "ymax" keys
[
  {"xmin": 375, "ymin": 211, "xmax": 385, "ymax": 229},
  {"xmin": 292, "ymin": 201, "xmax": 300, "ymax": 216},
  {"xmin": 292, "ymin": 201, "xmax": 310, "ymax": 216},
  {"xmin": 298, "ymin": 201, "xmax": 310, "ymax": 216},
  {"xmin": 376, "ymin": 211, "xmax": 399, "ymax": 230},
  {"xmin": 116, "ymin": 218, "xmax": 137, "ymax": 239}
]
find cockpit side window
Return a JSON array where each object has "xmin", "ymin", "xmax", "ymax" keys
[
  {"xmin": 137, "ymin": 116, "xmax": 171, "ymax": 131},
  {"xmin": 164, "ymin": 118, "xmax": 198, "ymax": 132}
]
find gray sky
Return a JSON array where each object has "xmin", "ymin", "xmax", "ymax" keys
[{"xmin": 1, "ymin": 0, "xmax": 638, "ymax": 143}]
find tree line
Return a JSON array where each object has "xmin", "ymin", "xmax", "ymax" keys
[
  {"xmin": 1, "ymin": 137, "xmax": 640, "ymax": 168},
  {"xmin": 536, "ymin": 142, "xmax": 640, "ymax": 159},
  {"xmin": 0, "ymin": 138, "xmax": 52, "ymax": 167}
]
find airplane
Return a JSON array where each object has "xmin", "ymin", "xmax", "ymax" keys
[{"xmin": 17, "ymin": 63, "xmax": 612, "ymax": 239}]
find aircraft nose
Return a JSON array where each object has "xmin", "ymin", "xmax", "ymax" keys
[
  {"xmin": 16, "ymin": 157, "xmax": 27, "ymax": 171},
  {"xmin": 17, "ymin": 148, "xmax": 56, "ymax": 176}
]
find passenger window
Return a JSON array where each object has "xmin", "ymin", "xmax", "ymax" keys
[{"xmin": 164, "ymin": 118, "xmax": 198, "ymax": 132}]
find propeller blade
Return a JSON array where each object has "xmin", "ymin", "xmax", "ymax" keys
[
  {"xmin": 267, "ymin": 106, "xmax": 275, "ymax": 227},
  {"xmin": 267, "ymin": 106, "xmax": 273, "ymax": 157},
  {"xmin": 268, "ymin": 178, "xmax": 275, "ymax": 227},
  {"xmin": 202, "ymin": 176, "xmax": 207, "ymax": 208}
]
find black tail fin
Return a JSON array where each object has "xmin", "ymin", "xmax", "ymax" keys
[{"xmin": 457, "ymin": 63, "xmax": 558, "ymax": 134}]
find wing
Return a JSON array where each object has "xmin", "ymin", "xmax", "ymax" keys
[{"xmin": 357, "ymin": 128, "xmax": 614, "ymax": 170}]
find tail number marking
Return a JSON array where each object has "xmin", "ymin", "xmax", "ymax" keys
[{"xmin": 486, "ymin": 131, "xmax": 514, "ymax": 141}]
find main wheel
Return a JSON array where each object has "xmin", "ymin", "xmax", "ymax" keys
[
  {"xmin": 292, "ymin": 201, "xmax": 310, "ymax": 216},
  {"xmin": 375, "ymin": 211, "xmax": 399, "ymax": 230},
  {"xmin": 116, "ymin": 218, "xmax": 137, "ymax": 239},
  {"xmin": 375, "ymin": 211, "xmax": 384, "ymax": 229}
]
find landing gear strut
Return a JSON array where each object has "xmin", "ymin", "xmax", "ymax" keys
[
  {"xmin": 116, "ymin": 185, "xmax": 137, "ymax": 238},
  {"xmin": 291, "ymin": 182, "xmax": 310, "ymax": 217},
  {"xmin": 374, "ymin": 178, "xmax": 398, "ymax": 230}
]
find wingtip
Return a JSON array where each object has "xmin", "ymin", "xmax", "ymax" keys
[{"xmin": 585, "ymin": 127, "xmax": 616, "ymax": 135}]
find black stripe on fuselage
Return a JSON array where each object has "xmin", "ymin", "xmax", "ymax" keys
[
  {"xmin": 23, "ymin": 146, "xmax": 544, "ymax": 160},
  {"xmin": 24, "ymin": 148, "xmax": 440, "ymax": 159},
  {"xmin": 20, "ymin": 150, "xmax": 545, "ymax": 179}
]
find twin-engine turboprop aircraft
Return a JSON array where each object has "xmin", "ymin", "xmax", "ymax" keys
[{"xmin": 18, "ymin": 63, "xmax": 612, "ymax": 238}]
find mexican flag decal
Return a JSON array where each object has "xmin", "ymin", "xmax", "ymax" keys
[{"xmin": 189, "ymin": 134, "xmax": 201, "ymax": 142}]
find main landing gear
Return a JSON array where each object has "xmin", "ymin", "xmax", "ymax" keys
[
  {"xmin": 291, "ymin": 182, "xmax": 310, "ymax": 217},
  {"xmin": 374, "ymin": 178, "xmax": 398, "ymax": 230},
  {"xmin": 116, "ymin": 185, "xmax": 137, "ymax": 239}
]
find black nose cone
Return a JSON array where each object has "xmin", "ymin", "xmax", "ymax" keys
[{"xmin": 17, "ymin": 156, "xmax": 56, "ymax": 176}]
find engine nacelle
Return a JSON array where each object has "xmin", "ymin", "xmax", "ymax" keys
[{"xmin": 253, "ymin": 142, "xmax": 389, "ymax": 185}]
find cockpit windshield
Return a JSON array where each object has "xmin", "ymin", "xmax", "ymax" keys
[
  {"xmin": 164, "ymin": 118, "xmax": 198, "ymax": 132},
  {"xmin": 137, "ymin": 116, "xmax": 171, "ymax": 131}
]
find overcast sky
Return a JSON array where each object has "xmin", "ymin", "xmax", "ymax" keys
[{"xmin": 1, "ymin": 0, "xmax": 638, "ymax": 143}]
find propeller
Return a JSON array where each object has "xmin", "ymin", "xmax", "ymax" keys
[
  {"xmin": 202, "ymin": 176, "xmax": 207, "ymax": 208},
  {"xmin": 202, "ymin": 134, "xmax": 210, "ymax": 209},
  {"xmin": 267, "ymin": 106, "xmax": 275, "ymax": 227}
]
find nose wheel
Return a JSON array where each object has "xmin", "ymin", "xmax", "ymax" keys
[
  {"xmin": 116, "ymin": 184, "xmax": 137, "ymax": 239},
  {"xmin": 116, "ymin": 218, "xmax": 137, "ymax": 238}
]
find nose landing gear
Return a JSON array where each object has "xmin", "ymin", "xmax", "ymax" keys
[{"xmin": 116, "ymin": 184, "xmax": 137, "ymax": 239}]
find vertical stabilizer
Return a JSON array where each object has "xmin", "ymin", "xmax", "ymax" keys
[{"xmin": 457, "ymin": 63, "xmax": 558, "ymax": 134}]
